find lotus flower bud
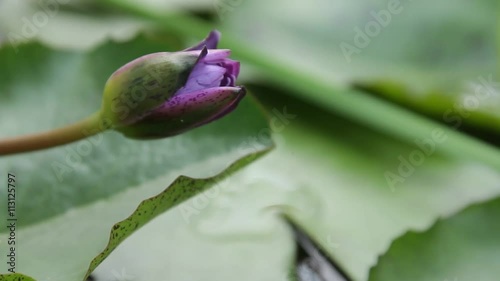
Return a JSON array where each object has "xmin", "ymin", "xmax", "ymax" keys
[
  {"xmin": 99, "ymin": 30, "xmax": 245, "ymax": 139},
  {"xmin": 100, "ymin": 52, "xmax": 200, "ymax": 126}
]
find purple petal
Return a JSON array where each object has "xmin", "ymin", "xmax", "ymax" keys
[
  {"xmin": 151, "ymin": 86, "xmax": 243, "ymax": 117},
  {"xmin": 181, "ymin": 49, "xmax": 231, "ymax": 64},
  {"xmin": 176, "ymin": 65, "xmax": 226, "ymax": 95},
  {"xmin": 202, "ymin": 87, "xmax": 246, "ymax": 124},
  {"xmin": 219, "ymin": 59, "xmax": 240, "ymax": 77},
  {"xmin": 120, "ymin": 87, "xmax": 245, "ymax": 139},
  {"xmin": 218, "ymin": 59, "xmax": 240, "ymax": 87},
  {"xmin": 174, "ymin": 49, "xmax": 232, "ymax": 96},
  {"xmin": 184, "ymin": 30, "xmax": 221, "ymax": 51},
  {"xmin": 115, "ymin": 87, "xmax": 245, "ymax": 139},
  {"xmin": 202, "ymin": 49, "xmax": 231, "ymax": 62}
]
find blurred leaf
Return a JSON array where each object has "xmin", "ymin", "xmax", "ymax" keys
[
  {"xmin": 0, "ymin": 35, "xmax": 271, "ymax": 228},
  {"xmin": 0, "ymin": 0, "xmax": 148, "ymax": 50},
  {"xmin": 224, "ymin": 0, "xmax": 496, "ymax": 91},
  {"xmin": 0, "ymin": 148, "xmax": 269, "ymax": 281},
  {"xmin": 65, "ymin": 0, "xmax": 215, "ymax": 13},
  {"xmin": 83, "ymin": 151, "xmax": 268, "ymax": 280},
  {"xmin": 0, "ymin": 9, "xmax": 272, "ymax": 281},
  {"xmin": 0, "ymin": 2, "xmax": 499, "ymax": 281},
  {"xmin": 88, "ymin": 87, "xmax": 500, "ymax": 281},
  {"xmin": 0, "ymin": 0, "xmax": 218, "ymax": 50},
  {"xmin": 354, "ymin": 77, "xmax": 500, "ymax": 140},
  {"xmin": 222, "ymin": 0, "xmax": 500, "ymax": 135},
  {"xmin": 256, "ymin": 87, "xmax": 500, "ymax": 281},
  {"xmin": 369, "ymin": 196, "xmax": 500, "ymax": 281}
]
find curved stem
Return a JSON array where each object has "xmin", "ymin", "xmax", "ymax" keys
[{"xmin": 0, "ymin": 112, "xmax": 104, "ymax": 156}]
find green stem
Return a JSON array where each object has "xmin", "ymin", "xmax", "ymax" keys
[{"xmin": 0, "ymin": 112, "xmax": 104, "ymax": 156}]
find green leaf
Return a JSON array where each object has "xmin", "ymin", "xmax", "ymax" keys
[
  {"xmin": 0, "ymin": 0, "xmax": 216, "ymax": 51},
  {"xmin": 84, "ymin": 150, "xmax": 268, "ymax": 280},
  {"xmin": 88, "ymin": 88, "xmax": 500, "ymax": 281},
  {"xmin": 1, "ymin": 4, "xmax": 499, "ymax": 281},
  {"xmin": 0, "ymin": 273, "xmax": 35, "ymax": 281},
  {"xmin": 369, "ymin": 196, "xmax": 500, "ymax": 281},
  {"xmin": 1, "ymin": 148, "xmax": 269, "ymax": 281},
  {"xmin": 0, "ymin": 0, "xmax": 149, "ymax": 50},
  {"xmin": 354, "ymin": 77, "xmax": 500, "ymax": 138},
  {"xmin": 221, "ymin": 0, "xmax": 500, "ymax": 134},
  {"xmin": 0, "ymin": 34, "xmax": 272, "ymax": 279},
  {"xmin": 225, "ymin": 0, "xmax": 497, "ymax": 84},
  {"xmin": 253, "ymin": 88, "xmax": 500, "ymax": 281}
]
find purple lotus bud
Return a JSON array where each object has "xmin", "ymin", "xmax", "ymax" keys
[{"xmin": 99, "ymin": 30, "xmax": 245, "ymax": 138}]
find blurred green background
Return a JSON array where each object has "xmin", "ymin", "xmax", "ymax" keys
[{"xmin": 0, "ymin": 0, "xmax": 499, "ymax": 281}]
